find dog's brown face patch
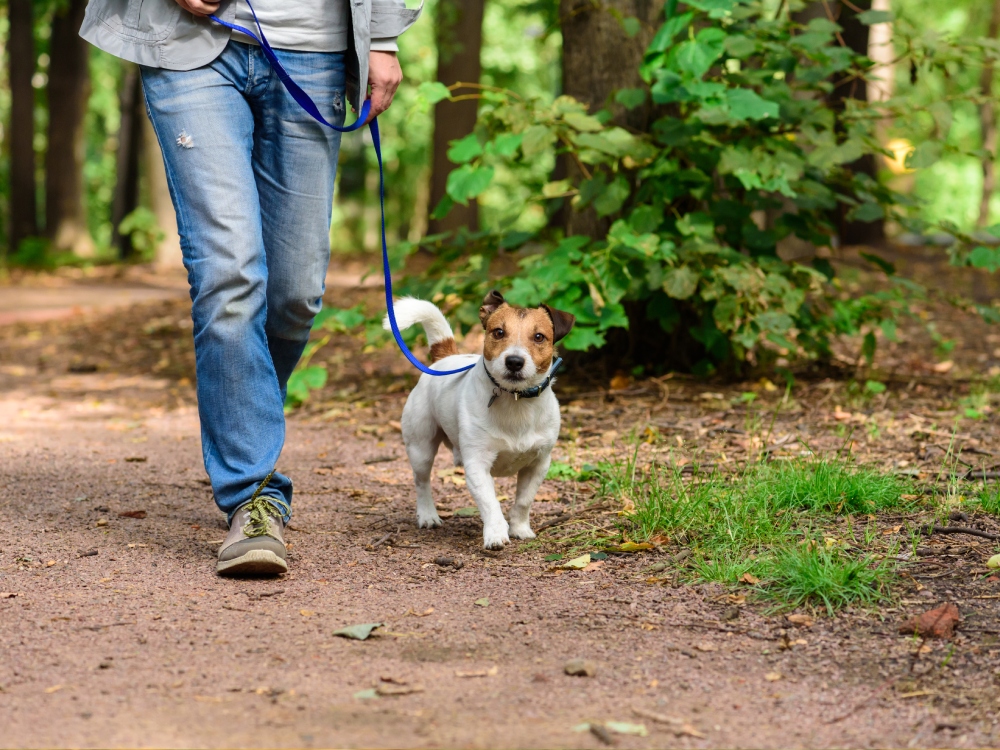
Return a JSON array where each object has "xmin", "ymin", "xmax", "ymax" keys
[{"xmin": 482, "ymin": 305, "xmax": 556, "ymax": 373}]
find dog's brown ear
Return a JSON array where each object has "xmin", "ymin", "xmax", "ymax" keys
[
  {"xmin": 542, "ymin": 304, "xmax": 576, "ymax": 343},
  {"xmin": 479, "ymin": 289, "xmax": 506, "ymax": 327}
]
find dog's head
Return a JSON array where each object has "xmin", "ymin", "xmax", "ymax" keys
[{"xmin": 478, "ymin": 290, "xmax": 575, "ymax": 389}]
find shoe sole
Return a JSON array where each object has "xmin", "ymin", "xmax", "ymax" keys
[{"xmin": 216, "ymin": 549, "xmax": 288, "ymax": 577}]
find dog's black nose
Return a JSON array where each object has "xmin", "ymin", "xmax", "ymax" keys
[{"xmin": 505, "ymin": 355, "xmax": 525, "ymax": 372}]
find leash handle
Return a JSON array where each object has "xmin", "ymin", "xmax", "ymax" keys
[{"xmin": 209, "ymin": 3, "xmax": 475, "ymax": 377}]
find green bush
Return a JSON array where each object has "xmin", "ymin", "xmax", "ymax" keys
[{"xmin": 392, "ymin": 0, "xmax": 995, "ymax": 373}]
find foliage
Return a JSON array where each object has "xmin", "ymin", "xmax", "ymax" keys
[
  {"xmin": 117, "ymin": 207, "xmax": 164, "ymax": 260},
  {"xmin": 386, "ymin": 0, "xmax": 999, "ymax": 372},
  {"xmin": 598, "ymin": 449, "xmax": 916, "ymax": 610}
]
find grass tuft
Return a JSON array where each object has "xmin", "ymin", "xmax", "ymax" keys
[
  {"xmin": 761, "ymin": 544, "xmax": 894, "ymax": 615},
  {"xmin": 599, "ymin": 451, "xmax": 918, "ymax": 611}
]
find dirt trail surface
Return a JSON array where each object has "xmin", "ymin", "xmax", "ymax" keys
[{"xmin": 2, "ymin": 282, "xmax": 1000, "ymax": 748}]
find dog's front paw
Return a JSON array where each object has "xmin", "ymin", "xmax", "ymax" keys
[
  {"xmin": 417, "ymin": 512, "xmax": 444, "ymax": 529},
  {"xmin": 482, "ymin": 524, "xmax": 510, "ymax": 550},
  {"xmin": 509, "ymin": 522, "xmax": 536, "ymax": 540}
]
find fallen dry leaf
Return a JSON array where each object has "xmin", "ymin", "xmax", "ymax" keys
[
  {"xmin": 455, "ymin": 666, "xmax": 498, "ymax": 678},
  {"xmin": 0, "ymin": 592, "xmax": 19, "ymax": 599},
  {"xmin": 786, "ymin": 614, "xmax": 814, "ymax": 628},
  {"xmin": 44, "ymin": 685, "xmax": 64, "ymax": 694},
  {"xmin": 559, "ymin": 553, "xmax": 591, "ymax": 570},
  {"xmin": 632, "ymin": 707, "xmax": 682, "ymax": 726},
  {"xmin": 299, "ymin": 610, "xmax": 315, "ymax": 617},
  {"xmin": 898, "ymin": 603, "xmax": 960, "ymax": 639},
  {"xmin": 677, "ymin": 724, "xmax": 706, "ymax": 738},
  {"xmin": 332, "ymin": 622, "xmax": 382, "ymax": 640},
  {"xmin": 609, "ymin": 374, "xmax": 631, "ymax": 391},
  {"xmin": 375, "ymin": 683, "xmax": 424, "ymax": 696},
  {"xmin": 931, "ymin": 360, "xmax": 954, "ymax": 373},
  {"xmin": 693, "ymin": 642, "xmax": 717, "ymax": 652},
  {"xmin": 564, "ymin": 658, "xmax": 598, "ymax": 677},
  {"xmin": 118, "ymin": 510, "xmax": 147, "ymax": 519},
  {"xmin": 764, "ymin": 672, "xmax": 782, "ymax": 682},
  {"xmin": 740, "ymin": 572, "xmax": 761, "ymax": 585}
]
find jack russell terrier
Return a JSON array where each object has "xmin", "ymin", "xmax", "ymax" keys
[{"xmin": 384, "ymin": 291, "xmax": 575, "ymax": 549}]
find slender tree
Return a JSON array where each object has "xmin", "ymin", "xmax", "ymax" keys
[
  {"xmin": 428, "ymin": 0, "xmax": 485, "ymax": 234},
  {"xmin": 111, "ymin": 65, "xmax": 143, "ymax": 258},
  {"xmin": 557, "ymin": 0, "xmax": 664, "ymax": 239},
  {"xmin": 8, "ymin": 0, "xmax": 38, "ymax": 251},
  {"xmin": 979, "ymin": 0, "xmax": 1000, "ymax": 228},
  {"xmin": 45, "ymin": 0, "xmax": 93, "ymax": 255}
]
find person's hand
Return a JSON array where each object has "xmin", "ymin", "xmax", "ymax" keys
[
  {"xmin": 364, "ymin": 51, "xmax": 403, "ymax": 123},
  {"xmin": 175, "ymin": 0, "xmax": 220, "ymax": 17}
]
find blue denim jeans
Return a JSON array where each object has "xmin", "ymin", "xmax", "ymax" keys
[{"xmin": 141, "ymin": 41, "xmax": 346, "ymax": 519}]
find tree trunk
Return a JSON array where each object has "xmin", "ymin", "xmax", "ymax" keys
[
  {"xmin": 141, "ymin": 113, "xmax": 184, "ymax": 271},
  {"xmin": 427, "ymin": 0, "xmax": 485, "ymax": 235},
  {"xmin": 830, "ymin": 0, "xmax": 885, "ymax": 246},
  {"xmin": 45, "ymin": 0, "xmax": 93, "ymax": 256},
  {"xmin": 979, "ymin": 0, "xmax": 1000, "ymax": 228},
  {"xmin": 112, "ymin": 65, "xmax": 143, "ymax": 259},
  {"xmin": 558, "ymin": 0, "xmax": 664, "ymax": 239},
  {"xmin": 8, "ymin": 0, "xmax": 38, "ymax": 252}
]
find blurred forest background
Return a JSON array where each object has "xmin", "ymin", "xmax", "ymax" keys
[{"xmin": 3, "ymin": 0, "xmax": 1000, "ymax": 374}]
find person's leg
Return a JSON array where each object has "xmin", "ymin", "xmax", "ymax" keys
[
  {"xmin": 140, "ymin": 42, "xmax": 292, "ymax": 519},
  {"xmin": 247, "ymin": 45, "xmax": 347, "ymax": 396}
]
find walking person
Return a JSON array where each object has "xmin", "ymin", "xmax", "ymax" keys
[{"xmin": 80, "ymin": 0, "xmax": 420, "ymax": 576}]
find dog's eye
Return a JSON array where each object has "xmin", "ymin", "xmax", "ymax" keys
[
  {"xmin": 492, "ymin": 328, "xmax": 505, "ymax": 339},
  {"xmin": 533, "ymin": 332, "xmax": 546, "ymax": 343}
]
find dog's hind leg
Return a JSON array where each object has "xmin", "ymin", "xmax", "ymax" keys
[
  {"xmin": 408, "ymin": 429, "xmax": 444, "ymax": 529},
  {"xmin": 509, "ymin": 455, "xmax": 551, "ymax": 539},
  {"xmin": 451, "ymin": 445, "xmax": 463, "ymax": 468}
]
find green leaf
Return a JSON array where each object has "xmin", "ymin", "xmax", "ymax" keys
[
  {"xmin": 850, "ymin": 203, "xmax": 885, "ymax": 223},
  {"xmin": 674, "ymin": 27, "xmax": 726, "ymax": 78},
  {"xmin": 620, "ymin": 16, "xmax": 641, "ymax": 37},
  {"xmin": 969, "ymin": 246, "xmax": 1000, "ymax": 272},
  {"xmin": 446, "ymin": 165, "xmax": 495, "ymax": 204},
  {"xmin": 563, "ymin": 112, "xmax": 604, "ymax": 132},
  {"xmin": 864, "ymin": 380, "xmax": 886, "ymax": 394},
  {"xmin": 561, "ymin": 326, "xmax": 606, "ymax": 351},
  {"xmin": 859, "ymin": 251, "xmax": 895, "ymax": 275},
  {"xmin": 454, "ymin": 507, "xmax": 479, "ymax": 517},
  {"xmin": 520, "ymin": 124, "xmax": 557, "ymax": 159},
  {"xmin": 615, "ymin": 87, "xmax": 647, "ymax": 110},
  {"xmin": 862, "ymin": 331, "xmax": 877, "ymax": 364},
  {"xmin": 593, "ymin": 175, "xmax": 631, "ymax": 217},
  {"xmin": 430, "ymin": 194, "xmax": 455, "ymax": 221},
  {"xmin": 725, "ymin": 89, "xmax": 779, "ymax": 121},
  {"xmin": 857, "ymin": 9, "xmax": 893, "ymax": 24},
  {"xmin": 416, "ymin": 81, "xmax": 451, "ymax": 105},
  {"xmin": 447, "ymin": 134, "xmax": 483, "ymax": 164},
  {"xmin": 314, "ymin": 305, "xmax": 365, "ymax": 332},
  {"xmin": 647, "ymin": 12, "xmax": 694, "ymax": 52},
  {"xmin": 474, "ymin": 597, "xmax": 490, "ymax": 607},
  {"xmin": 664, "ymin": 266, "xmax": 699, "ymax": 299},
  {"xmin": 285, "ymin": 365, "xmax": 328, "ymax": 406},
  {"xmin": 488, "ymin": 132, "xmax": 523, "ymax": 157},
  {"xmin": 333, "ymin": 623, "xmax": 382, "ymax": 640}
]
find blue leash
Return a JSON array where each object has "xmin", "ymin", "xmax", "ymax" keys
[{"xmin": 209, "ymin": 3, "xmax": 474, "ymax": 377}]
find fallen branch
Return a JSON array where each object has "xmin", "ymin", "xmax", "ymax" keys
[{"xmin": 920, "ymin": 525, "xmax": 1000, "ymax": 542}]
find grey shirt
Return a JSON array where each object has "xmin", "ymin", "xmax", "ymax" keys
[
  {"xmin": 233, "ymin": 0, "xmax": 399, "ymax": 53},
  {"xmin": 80, "ymin": 0, "xmax": 421, "ymax": 109}
]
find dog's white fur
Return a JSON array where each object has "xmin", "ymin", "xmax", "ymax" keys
[{"xmin": 385, "ymin": 298, "xmax": 560, "ymax": 549}]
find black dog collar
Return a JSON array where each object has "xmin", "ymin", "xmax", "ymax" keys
[{"xmin": 484, "ymin": 357, "xmax": 563, "ymax": 408}]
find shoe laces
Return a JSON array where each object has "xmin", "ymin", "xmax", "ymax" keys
[{"xmin": 241, "ymin": 470, "xmax": 291, "ymax": 538}]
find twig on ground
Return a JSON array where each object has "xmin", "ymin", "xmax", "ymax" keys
[{"xmin": 920, "ymin": 525, "xmax": 1000, "ymax": 542}]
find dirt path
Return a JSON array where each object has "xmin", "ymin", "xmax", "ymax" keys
[{"xmin": 1, "ymin": 290, "xmax": 999, "ymax": 748}]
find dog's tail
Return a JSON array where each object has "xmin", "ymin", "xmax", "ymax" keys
[{"xmin": 383, "ymin": 298, "xmax": 459, "ymax": 362}]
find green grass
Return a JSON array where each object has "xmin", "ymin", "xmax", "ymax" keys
[
  {"xmin": 599, "ymin": 451, "xmax": 918, "ymax": 612},
  {"xmin": 973, "ymin": 485, "xmax": 1000, "ymax": 516},
  {"xmin": 761, "ymin": 544, "xmax": 896, "ymax": 615}
]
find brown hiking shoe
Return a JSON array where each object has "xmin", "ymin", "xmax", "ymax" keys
[{"xmin": 216, "ymin": 497, "xmax": 289, "ymax": 577}]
